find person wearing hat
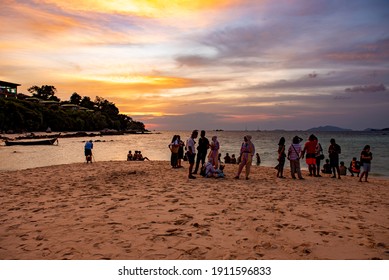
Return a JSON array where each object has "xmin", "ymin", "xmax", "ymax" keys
[{"xmin": 234, "ymin": 135, "xmax": 255, "ymax": 180}]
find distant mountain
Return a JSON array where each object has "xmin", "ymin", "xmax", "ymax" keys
[{"xmin": 306, "ymin": 125, "xmax": 353, "ymax": 132}]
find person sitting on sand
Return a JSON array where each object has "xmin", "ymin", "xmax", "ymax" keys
[
  {"xmin": 230, "ymin": 154, "xmax": 237, "ymax": 164},
  {"xmin": 132, "ymin": 151, "xmax": 139, "ymax": 160},
  {"xmin": 348, "ymin": 157, "xmax": 361, "ymax": 177},
  {"xmin": 321, "ymin": 159, "xmax": 332, "ymax": 174},
  {"xmin": 137, "ymin": 151, "xmax": 150, "ymax": 161},
  {"xmin": 339, "ymin": 161, "xmax": 347, "ymax": 176},
  {"xmin": 127, "ymin": 150, "xmax": 133, "ymax": 161},
  {"xmin": 84, "ymin": 140, "xmax": 93, "ymax": 163},
  {"xmin": 224, "ymin": 153, "xmax": 231, "ymax": 164},
  {"xmin": 204, "ymin": 158, "xmax": 225, "ymax": 178}
]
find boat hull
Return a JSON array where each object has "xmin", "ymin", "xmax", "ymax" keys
[{"xmin": 5, "ymin": 138, "xmax": 58, "ymax": 146}]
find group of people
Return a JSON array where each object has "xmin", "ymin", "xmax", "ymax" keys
[
  {"xmin": 85, "ymin": 132, "xmax": 373, "ymax": 183},
  {"xmin": 127, "ymin": 150, "xmax": 150, "ymax": 161},
  {"xmin": 176, "ymin": 130, "xmax": 257, "ymax": 180},
  {"xmin": 84, "ymin": 140, "xmax": 151, "ymax": 163},
  {"xmin": 170, "ymin": 130, "xmax": 373, "ymax": 182},
  {"xmin": 275, "ymin": 134, "xmax": 373, "ymax": 182}
]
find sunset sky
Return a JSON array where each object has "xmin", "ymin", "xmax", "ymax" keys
[{"xmin": 1, "ymin": 0, "xmax": 388, "ymax": 130}]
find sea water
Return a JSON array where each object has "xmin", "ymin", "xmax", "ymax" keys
[{"xmin": 1, "ymin": 130, "xmax": 388, "ymax": 177}]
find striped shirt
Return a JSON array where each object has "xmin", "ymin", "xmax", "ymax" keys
[{"xmin": 288, "ymin": 144, "xmax": 301, "ymax": 160}]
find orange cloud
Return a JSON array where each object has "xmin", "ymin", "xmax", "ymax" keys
[
  {"xmin": 39, "ymin": 0, "xmax": 235, "ymax": 16},
  {"xmin": 0, "ymin": 3, "xmax": 79, "ymax": 36}
]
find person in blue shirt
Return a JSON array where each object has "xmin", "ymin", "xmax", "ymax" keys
[{"xmin": 84, "ymin": 140, "xmax": 93, "ymax": 163}]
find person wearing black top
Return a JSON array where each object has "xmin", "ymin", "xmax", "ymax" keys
[
  {"xmin": 328, "ymin": 138, "xmax": 341, "ymax": 179},
  {"xmin": 359, "ymin": 145, "xmax": 373, "ymax": 182},
  {"xmin": 193, "ymin": 130, "xmax": 210, "ymax": 174}
]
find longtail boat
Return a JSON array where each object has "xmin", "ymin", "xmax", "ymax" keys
[{"xmin": 4, "ymin": 137, "xmax": 59, "ymax": 146}]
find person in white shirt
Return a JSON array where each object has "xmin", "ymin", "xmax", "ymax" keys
[
  {"xmin": 186, "ymin": 130, "xmax": 198, "ymax": 179},
  {"xmin": 287, "ymin": 136, "xmax": 304, "ymax": 179}
]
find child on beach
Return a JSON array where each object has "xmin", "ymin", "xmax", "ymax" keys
[
  {"xmin": 321, "ymin": 159, "xmax": 332, "ymax": 174},
  {"xmin": 339, "ymin": 161, "xmax": 347, "ymax": 176}
]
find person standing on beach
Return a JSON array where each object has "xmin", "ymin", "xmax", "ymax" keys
[
  {"xmin": 359, "ymin": 145, "xmax": 373, "ymax": 182},
  {"xmin": 186, "ymin": 130, "xmax": 198, "ymax": 179},
  {"xmin": 168, "ymin": 135, "xmax": 179, "ymax": 168},
  {"xmin": 301, "ymin": 134, "xmax": 318, "ymax": 177},
  {"xmin": 234, "ymin": 135, "xmax": 255, "ymax": 180},
  {"xmin": 276, "ymin": 137, "xmax": 286, "ymax": 178},
  {"xmin": 328, "ymin": 138, "xmax": 341, "ymax": 179},
  {"xmin": 193, "ymin": 130, "xmax": 209, "ymax": 174},
  {"xmin": 287, "ymin": 136, "xmax": 304, "ymax": 179},
  {"xmin": 84, "ymin": 140, "xmax": 93, "ymax": 163},
  {"xmin": 315, "ymin": 140, "xmax": 324, "ymax": 177},
  {"xmin": 177, "ymin": 135, "xmax": 185, "ymax": 168},
  {"xmin": 208, "ymin": 136, "xmax": 220, "ymax": 169}
]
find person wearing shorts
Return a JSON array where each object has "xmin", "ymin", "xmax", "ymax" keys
[
  {"xmin": 186, "ymin": 130, "xmax": 198, "ymax": 179},
  {"xmin": 302, "ymin": 134, "xmax": 318, "ymax": 176},
  {"xmin": 84, "ymin": 140, "xmax": 93, "ymax": 163},
  {"xmin": 359, "ymin": 145, "xmax": 372, "ymax": 182}
]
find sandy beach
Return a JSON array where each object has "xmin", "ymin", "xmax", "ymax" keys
[{"xmin": 0, "ymin": 161, "xmax": 388, "ymax": 260}]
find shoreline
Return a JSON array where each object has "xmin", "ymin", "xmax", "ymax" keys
[
  {"xmin": 0, "ymin": 130, "xmax": 152, "ymax": 141},
  {"xmin": 1, "ymin": 161, "xmax": 388, "ymax": 260}
]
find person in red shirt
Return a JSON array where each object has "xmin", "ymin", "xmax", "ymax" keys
[{"xmin": 302, "ymin": 134, "xmax": 318, "ymax": 177}]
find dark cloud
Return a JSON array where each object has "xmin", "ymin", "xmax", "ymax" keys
[
  {"xmin": 345, "ymin": 84, "xmax": 387, "ymax": 93},
  {"xmin": 176, "ymin": 55, "xmax": 215, "ymax": 67},
  {"xmin": 325, "ymin": 38, "xmax": 389, "ymax": 64}
]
